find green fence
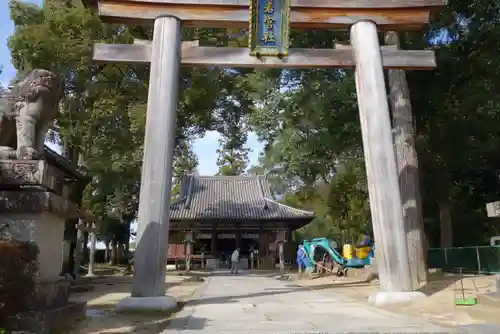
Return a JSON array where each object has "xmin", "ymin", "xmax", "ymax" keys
[{"xmin": 427, "ymin": 246, "xmax": 500, "ymax": 274}]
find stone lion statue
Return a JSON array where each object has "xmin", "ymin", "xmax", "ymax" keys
[{"xmin": 0, "ymin": 69, "xmax": 62, "ymax": 160}]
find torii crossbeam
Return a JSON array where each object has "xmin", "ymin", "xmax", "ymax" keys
[
  {"xmin": 84, "ymin": 0, "xmax": 443, "ymax": 30},
  {"xmin": 93, "ymin": 40, "xmax": 437, "ymax": 69},
  {"xmin": 83, "ymin": 0, "xmax": 446, "ymax": 311}
]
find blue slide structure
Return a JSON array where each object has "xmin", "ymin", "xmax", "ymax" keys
[{"xmin": 302, "ymin": 237, "xmax": 371, "ymax": 272}]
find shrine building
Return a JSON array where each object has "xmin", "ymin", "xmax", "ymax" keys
[{"xmin": 167, "ymin": 175, "xmax": 314, "ymax": 269}]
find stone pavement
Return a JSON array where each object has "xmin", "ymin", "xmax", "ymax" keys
[{"xmin": 162, "ymin": 270, "xmax": 460, "ymax": 333}]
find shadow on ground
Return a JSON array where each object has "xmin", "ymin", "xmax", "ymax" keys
[
  {"xmin": 186, "ymin": 279, "xmax": 371, "ymax": 307},
  {"xmin": 72, "ymin": 269, "xmax": 472, "ymax": 333},
  {"xmin": 417, "ymin": 274, "xmax": 462, "ymax": 296}
]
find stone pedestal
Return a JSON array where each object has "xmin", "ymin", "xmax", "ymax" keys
[
  {"xmin": 35, "ymin": 278, "xmax": 71, "ymax": 309},
  {"xmin": 0, "ymin": 160, "xmax": 87, "ymax": 309},
  {"xmin": 0, "ymin": 159, "xmax": 68, "ymax": 193},
  {"xmin": 0, "ymin": 159, "xmax": 88, "ymax": 332},
  {"xmin": 0, "ymin": 190, "xmax": 77, "ymax": 281}
]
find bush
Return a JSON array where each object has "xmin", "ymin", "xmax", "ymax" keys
[{"xmin": 0, "ymin": 240, "xmax": 39, "ymax": 326}]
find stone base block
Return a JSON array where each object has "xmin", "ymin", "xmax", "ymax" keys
[
  {"xmin": 35, "ymin": 279, "xmax": 70, "ymax": 309},
  {"xmin": 41, "ymin": 301, "xmax": 87, "ymax": 333},
  {"xmin": 0, "ymin": 190, "xmax": 81, "ymax": 280},
  {"xmin": 116, "ymin": 295, "xmax": 177, "ymax": 312},
  {"xmin": 10, "ymin": 301, "xmax": 86, "ymax": 334},
  {"xmin": 368, "ymin": 291, "xmax": 426, "ymax": 307},
  {"xmin": 70, "ymin": 284, "xmax": 95, "ymax": 293},
  {"xmin": 0, "ymin": 159, "xmax": 64, "ymax": 194}
]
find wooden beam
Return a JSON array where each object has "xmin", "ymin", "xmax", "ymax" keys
[
  {"xmin": 93, "ymin": 43, "xmax": 436, "ymax": 70},
  {"xmin": 141, "ymin": 39, "xmax": 396, "ymax": 51},
  {"xmin": 96, "ymin": 0, "xmax": 442, "ymax": 30},
  {"xmin": 334, "ymin": 43, "xmax": 397, "ymax": 51},
  {"xmin": 102, "ymin": 0, "xmax": 446, "ymax": 9}
]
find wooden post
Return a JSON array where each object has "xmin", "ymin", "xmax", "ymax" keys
[
  {"xmin": 73, "ymin": 221, "xmax": 84, "ymax": 277},
  {"xmin": 201, "ymin": 250, "xmax": 205, "ymax": 269},
  {"xmin": 185, "ymin": 230, "xmax": 193, "ymax": 272},
  {"xmin": 278, "ymin": 242, "xmax": 284, "ymax": 274},
  {"xmin": 212, "ymin": 229, "xmax": 217, "ymax": 257},
  {"xmin": 350, "ymin": 20, "xmax": 423, "ymax": 305},
  {"xmin": 118, "ymin": 15, "xmax": 181, "ymax": 311},
  {"xmin": 385, "ymin": 31, "xmax": 428, "ymax": 290},
  {"xmin": 87, "ymin": 230, "xmax": 97, "ymax": 276},
  {"xmin": 277, "ymin": 230, "xmax": 286, "ymax": 274},
  {"xmin": 235, "ymin": 229, "xmax": 240, "ymax": 249}
]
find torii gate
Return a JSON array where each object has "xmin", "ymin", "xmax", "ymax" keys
[{"xmin": 84, "ymin": 0, "xmax": 445, "ymax": 310}]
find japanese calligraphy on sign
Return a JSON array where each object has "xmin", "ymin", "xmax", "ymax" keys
[{"xmin": 249, "ymin": 0, "xmax": 291, "ymax": 57}]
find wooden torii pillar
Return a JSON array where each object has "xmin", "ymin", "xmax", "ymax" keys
[
  {"xmin": 75, "ymin": 218, "xmax": 99, "ymax": 277},
  {"xmin": 85, "ymin": 0, "xmax": 445, "ymax": 310}
]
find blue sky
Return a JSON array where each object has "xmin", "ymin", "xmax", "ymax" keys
[{"xmin": 0, "ymin": 0, "xmax": 264, "ymax": 176}]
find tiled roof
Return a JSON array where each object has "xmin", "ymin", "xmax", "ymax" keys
[{"xmin": 170, "ymin": 175, "xmax": 315, "ymax": 221}]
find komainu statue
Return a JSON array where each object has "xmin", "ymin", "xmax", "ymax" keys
[{"xmin": 0, "ymin": 69, "xmax": 62, "ymax": 160}]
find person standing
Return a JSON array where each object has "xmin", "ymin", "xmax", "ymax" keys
[
  {"xmin": 297, "ymin": 244, "xmax": 309, "ymax": 277},
  {"xmin": 249, "ymin": 245, "xmax": 254, "ymax": 269},
  {"xmin": 230, "ymin": 247, "xmax": 240, "ymax": 274}
]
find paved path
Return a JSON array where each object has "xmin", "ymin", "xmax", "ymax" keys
[{"xmin": 162, "ymin": 271, "xmax": 457, "ymax": 333}]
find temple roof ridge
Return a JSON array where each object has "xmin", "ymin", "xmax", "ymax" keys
[{"xmin": 170, "ymin": 174, "xmax": 315, "ymax": 221}]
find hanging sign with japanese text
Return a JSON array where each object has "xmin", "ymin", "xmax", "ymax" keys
[{"xmin": 249, "ymin": 0, "xmax": 291, "ymax": 57}]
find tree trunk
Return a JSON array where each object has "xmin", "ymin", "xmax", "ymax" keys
[
  {"xmin": 104, "ymin": 240, "xmax": 110, "ymax": 263},
  {"xmin": 117, "ymin": 243, "xmax": 124, "ymax": 264},
  {"xmin": 125, "ymin": 220, "xmax": 131, "ymax": 256},
  {"xmin": 435, "ymin": 167, "xmax": 453, "ymax": 248},
  {"xmin": 110, "ymin": 240, "xmax": 118, "ymax": 265},
  {"xmin": 83, "ymin": 231, "xmax": 89, "ymax": 264},
  {"xmin": 439, "ymin": 200, "xmax": 453, "ymax": 248},
  {"xmin": 385, "ymin": 31, "xmax": 429, "ymax": 290},
  {"xmin": 74, "ymin": 223, "xmax": 84, "ymax": 277}
]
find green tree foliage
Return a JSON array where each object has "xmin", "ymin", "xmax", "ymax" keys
[
  {"xmin": 406, "ymin": 0, "xmax": 500, "ymax": 246},
  {"xmin": 9, "ymin": 0, "xmax": 500, "ymax": 254},
  {"xmin": 7, "ymin": 1, "xmax": 253, "ymax": 253},
  {"xmin": 249, "ymin": 4, "xmax": 500, "ymax": 248},
  {"xmin": 215, "ymin": 73, "xmax": 254, "ymax": 176}
]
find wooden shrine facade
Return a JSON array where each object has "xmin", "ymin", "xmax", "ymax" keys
[{"xmin": 167, "ymin": 175, "xmax": 314, "ymax": 262}]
